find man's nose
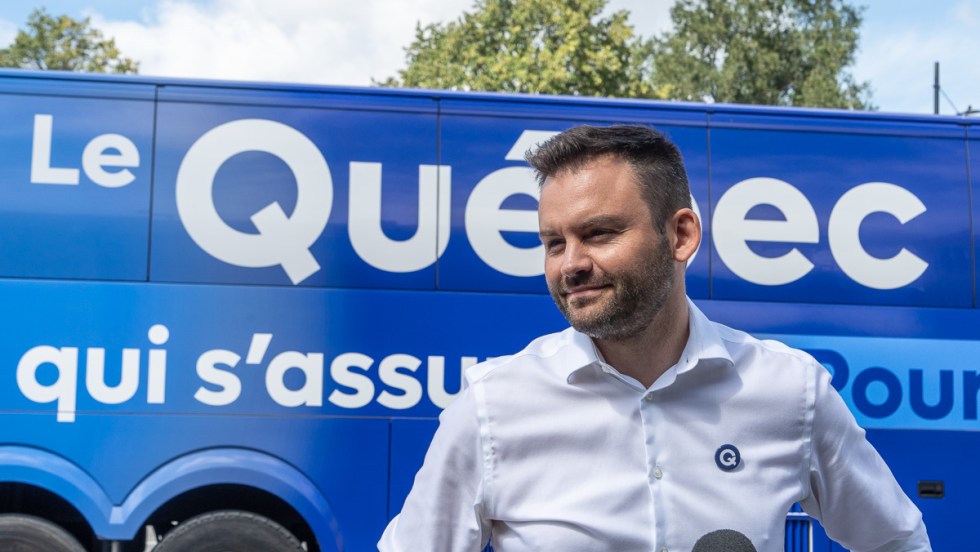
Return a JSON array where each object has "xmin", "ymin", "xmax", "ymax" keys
[{"xmin": 561, "ymin": 242, "xmax": 593, "ymax": 278}]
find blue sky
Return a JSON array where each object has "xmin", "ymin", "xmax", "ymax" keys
[{"xmin": 0, "ymin": 1, "xmax": 975, "ymax": 116}]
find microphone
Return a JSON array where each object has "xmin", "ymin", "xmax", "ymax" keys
[{"xmin": 691, "ymin": 529, "xmax": 758, "ymax": 552}]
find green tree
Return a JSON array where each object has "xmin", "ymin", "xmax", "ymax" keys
[
  {"xmin": 0, "ymin": 8, "xmax": 138, "ymax": 73},
  {"xmin": 381, "ymin": 0, "xmax": 659, "ymax": 98},
  {"xmin": 653, "ymin": 0, "xmax": 871, "ymax": 109}
]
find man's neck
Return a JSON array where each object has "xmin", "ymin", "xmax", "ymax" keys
[{"xmin": 594, "ymin": 298, "xmax": 691, "ymax": 389}]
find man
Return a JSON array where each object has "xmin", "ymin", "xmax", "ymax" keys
[{"xmin": 379, "ymin": 125, "xmax": 931, "ymax": 551}]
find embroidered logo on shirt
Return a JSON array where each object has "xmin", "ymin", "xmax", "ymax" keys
[{"xmin": 715, "ymin": 444, "xmax": 741, "ymax": 471}]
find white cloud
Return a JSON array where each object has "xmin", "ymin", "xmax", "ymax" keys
[
  {"xmin": 94, "ymin": 0, "xmax": 476, "ymax": 86},
  {"xmin": 92, "ymin": 0, "xmax": 675, "ymax": 87}
]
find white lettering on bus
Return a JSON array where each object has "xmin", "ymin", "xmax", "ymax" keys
[
  {"xmin": 175, "ymin": 119, "xmax": 332, "ymax": 285},
  {"xmin": 16, "ymin": 325, "xmax": 169, "ymax": 422},
  {"xmin": 14, "ymin": 327, "xmax": 479, "ymax": 422},
  {"xmin": 348, "ymin": 162, "xmax": 452, "ymax": 273},
  {"xmin": 29, "ymin": 116, "xmax": 930, "ymax": 291},
  {"xmin": 713, "ymin": 177, "xmax": 928, "ymax": 288},
  {"xmin": 30, "ymin": 114, "xmax": 139, "ymax": 187}
]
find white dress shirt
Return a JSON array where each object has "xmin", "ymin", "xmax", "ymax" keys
[{"xmin": 379, "ymin": 299, "xmax": 931, "ymax": 552}]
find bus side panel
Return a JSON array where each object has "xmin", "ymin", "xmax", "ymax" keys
[
  {"xmin": 0, "ymin": 279, "xmax": 401, "ymax": 549},
  {"xmin": 0, "ymin": 84, "xmax": 154, "ymax": 281},
  {"xmin": 708, "ymin": 115, "xmax": 970, "ymax": 308},
  {"xmin": 150, "ymin": 88, "xmax": 440, "ymax": 290},
  {"xmin": 866, "ymin": 429, "xmax": 980, "ymax": 551}
]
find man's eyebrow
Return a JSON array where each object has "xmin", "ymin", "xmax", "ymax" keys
[
  {"xmin": 579, "ymin": 215, "xmax": 628, "ymax": 229},
  {"xmin": 539, "ymin": 215, "xmax": 630, "ymax": 237}
]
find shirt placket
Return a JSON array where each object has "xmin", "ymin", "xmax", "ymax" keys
[{"xmin": 640, "ymin": 390, "xmax": 669, "ymax": 552}]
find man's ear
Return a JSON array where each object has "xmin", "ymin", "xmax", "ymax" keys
[{"xmin": 670, "ymin": 208, "xmax": 701, "ymax": 263}]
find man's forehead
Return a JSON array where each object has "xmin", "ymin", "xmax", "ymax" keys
[{"xmin": 538, "ymin": 167, "xmax": 650, "ymax": 234}]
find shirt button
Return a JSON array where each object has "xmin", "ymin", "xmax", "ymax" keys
[
  {"xmin": 659, "ymin": 547, "xmax": 668, "ymax": 552},
  {"xmin": 652, "ymin": 466, "xmax": 663, "ymax": 479},
  {"xmin": 643, "ymin": 394, "xmax": 654, "ymax": 402}
]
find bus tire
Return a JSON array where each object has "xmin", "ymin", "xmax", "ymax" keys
[
  {"xmin": 153, "ymin": 510, "xmax": 305, "ymax": 551},
  {"xmin": 0, "ymin": 513, "xmax": 86, "ymax": 552}
]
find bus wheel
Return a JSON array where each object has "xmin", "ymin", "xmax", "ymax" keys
[
  {"xmin": 0, "ymin": 514, "xmax": 86, "ymax": 552},
  {"xmin": 153, "ymin": 510, "xmax": 305, "ymax": 551}
]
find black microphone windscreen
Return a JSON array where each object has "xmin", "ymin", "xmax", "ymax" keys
[{"xmin": 691, "ymin": 529, "xmax": 758, "ymax": 552}]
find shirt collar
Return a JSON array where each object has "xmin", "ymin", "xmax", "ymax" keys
[
  {"xmin": 685, "ymin": 297, "xmax": 734, "ymax": 371},
  {"xmin": 562, "ymin": 297, "xmax": 734, "ymax": 385}
]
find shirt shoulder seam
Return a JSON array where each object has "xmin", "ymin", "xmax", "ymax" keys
[{"xmin": 471, "ymin": 373, "xmax": 495, "ymax": 518}]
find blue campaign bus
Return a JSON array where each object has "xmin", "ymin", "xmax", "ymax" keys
[{"xmin": 0, "ymin": 69, "xmax": 975, "ymax": 551}]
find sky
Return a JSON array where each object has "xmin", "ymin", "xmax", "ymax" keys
[{"xmin": 0, "ymin": 0, "xmax": 975, "ymax": 116}]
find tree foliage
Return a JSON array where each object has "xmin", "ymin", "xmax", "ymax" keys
[
  {"xmin": 381, "ymin": 0, "xmax": 658, "ymax": 98},
  {"xmin": 0, "ymin": 8, "xmax": 138, "ymax": 74},
  {"xmin": 652, "ymin": 0, "xmax": 871, "ymax": 108}
]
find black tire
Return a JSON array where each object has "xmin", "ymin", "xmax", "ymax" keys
[
  {"xmin": 153, "ymin": 510, "xmax": 305, "ymax": 552},
  {"xmin": 0, "ymin": 513, "xmax": 86, "ymax": 552}
]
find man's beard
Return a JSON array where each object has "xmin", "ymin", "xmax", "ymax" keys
[{"xmin": 549, "ymin": 234, "xmax": 674, "ymax": 341}]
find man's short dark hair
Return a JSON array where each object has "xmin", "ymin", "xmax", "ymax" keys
[{"xmin": 525, "ymin": 125, "xmax": 692, "ymax": 230}]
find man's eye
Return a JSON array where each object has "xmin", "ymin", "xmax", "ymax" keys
[{"xmin": 544, "ymin": 240, "xmax": 564, "ymax": 252}]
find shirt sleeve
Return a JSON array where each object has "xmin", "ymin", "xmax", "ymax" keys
[
  {"xmin": 800, "ymin": 361, "xmax": 932, "ymax": 552},
  {"xmin": 378, "ymin": 385, "xmax": 491, "ymax": 552}
]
